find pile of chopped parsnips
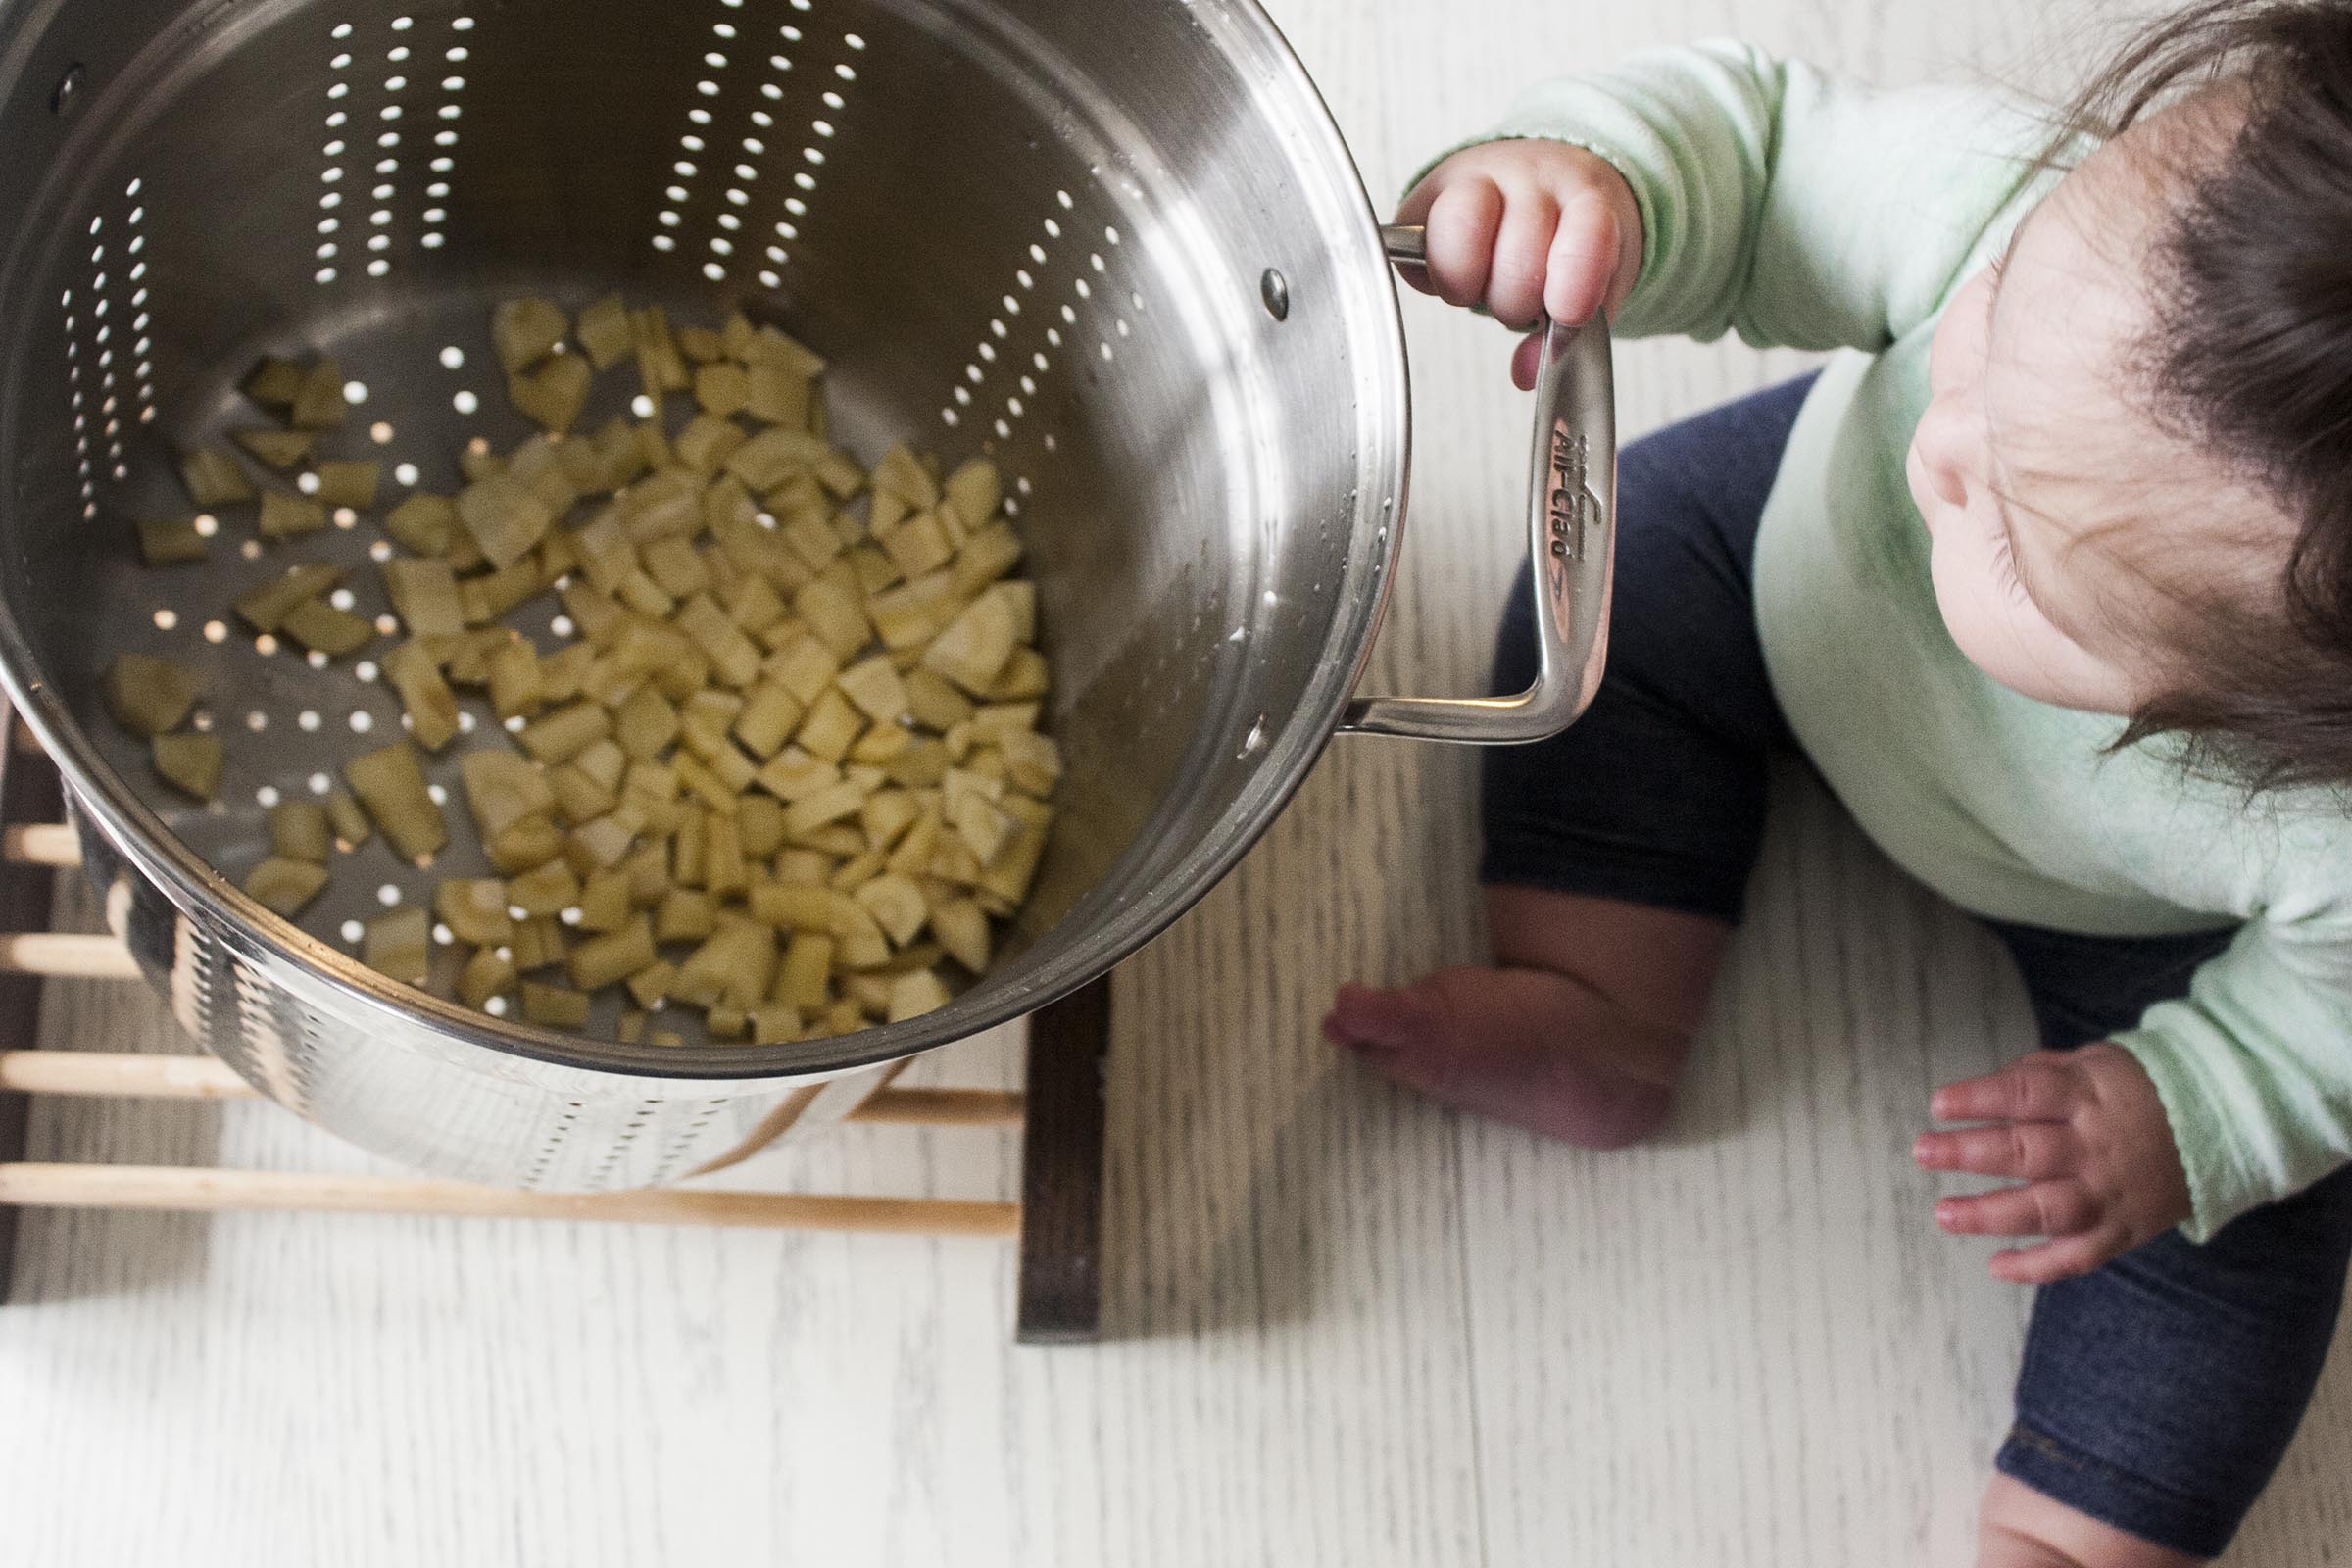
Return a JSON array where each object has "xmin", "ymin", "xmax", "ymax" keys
[{"xmin": 112, "ymin": 296, "xmax": 1060, "ymax": 1046}]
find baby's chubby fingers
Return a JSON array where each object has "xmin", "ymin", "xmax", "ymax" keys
[
  {"xmin": 1930, "ymin": 1053, "xmax": 2086, "ymax": 1125},
  {"xmin": 1417, "ymin": 178, "xmax": 1506, "ymax": 310},
  {"xmin": 1990, "ymin": 1228, "xmax": 2129, "ymax": 1287},
  {"xmin": 1936, "ymin": 1178, "xmax": 2101, "ymax": 1239},
  {"xmin": 1913, "ymin": 1120, "xmax": 2081, "ymax": 1180}
]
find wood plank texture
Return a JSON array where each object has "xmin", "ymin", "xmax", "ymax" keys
[{"xmin": 1, "ymin": 2, "xmax": 2344, "ymax": 1564}]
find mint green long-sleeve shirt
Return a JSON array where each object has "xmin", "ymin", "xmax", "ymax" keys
[{"xmin": 1442, "ymin": 41, "xmax": 2352, "ymax": 1240}]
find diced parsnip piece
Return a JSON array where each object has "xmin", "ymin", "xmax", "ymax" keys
[
  {"xmin": 705, "ymin": 812, "xmax": 749, "ymax": 899},
  {"xmin": 314, "ymin": 461, "xmax": 382, "ymax": 509},
  {"xmin": 269, "ymin": 801, "xmax": 333, "ymax": 863},
  {"xmin": 732, "ymin": 795, "xmax": 782, "ymax": 859},
  {"xmin": 985, "ymin": 647, "xmax": 1051, "ymax": 702},
  {"xmin": 903, "ymin": 669, "xmax": 974, "ymax": 733},
  {"xmin": 244, "ymin": 356, "xmax": 309, "ymax": 408},
  {"xmin": 849, "ymin": 724, "xmax": 911, "ymax": 766},
  {"xmin": 858, "ymin": 789, "xmax": 918, "ymax": 852},
  {"xmin": 947, "ymin": 786, "xmax": 1016, "ymax": 866},
  {"xmin": 771, "ymin": 848, "xmax": 833, "ymax": 887},
  {"xmin": 888, "ymin": 968, "xmax": 952, "ymax": 1023},
  {"xmin": 244, "ymin": 857, "xmax": 330, "ymax": 918},
  {"xmin": 509, "ymin": 915, "xmax": 564, "ymax": 972},
  {"xmin": 457, "ymin": 474, "xmax": 556, "ymax": 570},
  {"xmin": 735, "ymin": 1004, "xmax": 793, "ymax": 1045},
  {"xmin": 384, "ymin": 493, "xmax": 458, "ymax": 556},
  {"xmin": 795, "ymin": 687, "xmax": 864, "ymax": 763},
  {"xmin": 459, "ymin": 947, "xmax": 519, "ymax": 1010},
  {"xmin": 259, "ymin": 492, "xmax": 327, "ymax": 540},
  {"xmin": 136, "ymin": 516, "xmax": 209, "ymax": 566},
  {"xmin": 487, "ymin": 638, "xmax": 544, "ymax": 720},
  {"xmin": 511, "ymin": 353, "xmax": 593, "ymax": 435},
  {"xmin": 783, "ymin": 776, "xmax": 869, "ymax": 843},
  {"xmin": 929, "ymin": 897, "xmax": 990, "ymax": 974},
  {"xmin": 675, "ymin": 593, "xmax": 762, "ymax": 687},
  {"xmin": 577, "ymin": 293, "xmax": 633, "ymax": 370},
  {"xmin": 540, "ymin": 644, "xmax": 594, "ymax": 707},
  {"xmin": 776, "ymin": 932, "xmax": 833, "ymax": 1012},
  {"xmin": 106, "ymin": 653, "xmax": 202, "ymax": 737},
  {"xmin": 878, "ymin": 512, "xmax": 954, "ymax": 579},
  {"xmin": 365, "ymin": 906, "xmax": 431, "ymax": 986},
  {"xmin": 671, "ymin": 752, "xmax": 738, "ymax": 814},
  {"xmin": 884, "ymin": 808, "xmax": 941, "ymax": 878},
  {"xmin": 233, "ymin": 428, "xmax": 318, "ymax": 469},
  {"xmin": 844, "ymin": 973, "xmax": 895, "ymax": 1015},
  {"xmin": 726, "ymin": 427, "xmax": 821, "ymax": 491},
  {"xmin": 570, "ymin": 813, "xmax": 636, "ymax": 870},
  {"xmin": 736, "ymin": 321, "xmax": 826, "ymax": 376},
  {"xmin": 678, "ymin": 324, "xmax": 726, "ymax": 364},
  {"xmin": 872, "ymin": 444, "xmax": 938, "ymax": 509},
  {"xmin": 487, "ymin": 814, "xmax": 564, "ymax": 875},
  {"xmin": 730, "ymin": 680, "xmax": 805, "ymax": 760},
  {"xmin": 381, "ymin": 558, "xmax": 465, "ymax": 637},
  {"xmin": 942, "ymin": 458, "xmax": 1002, "ymax": 532},
  {"xmin": 459, "ymin": 748, "xmax": 556, "ymax": 840},
  {"xmin": 826, "ymin": 847, "xmax": 888, "ymax": 892},
  {"xmin": 606, "ymin": 683, "xmax": 675, "ymax": 761},
  {"xmin": 675, "ymin": 920, "xmax": 777, "ymax": 1011},
  {"xmin": 835, "ymin": 655, "xmax": 910, "ymax": 724},
  {"xmin": 695, "ymin": 362, "xmax": 749, "ymax": 417},
  {"xmin": 568, "ymin": 914, "xmax": 656, "ymax": 992},
  {"xmin": 325, "ymin": 789, "xmax": 372, "ymax": 849},
  {"xmin": 830, "ymin": 899, "xmax": 892, "ymax": 971},
  {"xmin": 153, "ymin": 734, "xmax": 224, "ymax": 802},
  {"xmin": 656, "ymin": 887, "xmax": 718, "ymax": 944},
  {"xmin": 845, "ymin": 544, "xmax": 900, "ymax": 597},
  {"xmin": 436, "ymin": 878, "xmax": 515, "ymax": 947},
  {"xmin": 574, "ymin": 738, "xmax": 627, "ymax": 792},
  {"xmin": 743, "ymin": 364, "xmax": 809, "ymax": 427},
  {"xmin": 769, "ymin": 635, "xmax": 843, "ymax": 706},
  {"xmin": 792, "ymin": 578, "xmax": 869, "ymax": 660},
  {"xmin": 178, "ymin": 447, "xmax": 253, "ymax": 507},
  {"xmin": 854, "ymin": 873, "xmax": 928, "ymax": 948},
  {"xmin": 290, "ymin": 359, "xmax": 349, "ymax": 430},
  {"xmin": 768, "ymin": 516, "xmax": 834, "ymax": 583},
  {"xmin": 518, "ymin": 700, "xmax": 612, "ymax": 765},
  {"xmin": 672, "ymin": 415, "xmax": 748, "ymax": 476},
  {"xmin": 883, "ymin": 739, "xmax": 950, "ymax": 790},
  {"xmin": 1001, "ymin": 728, "xmax": 1064, "ymax": 796},
  {"xmin": 922, "ymin": 592, "xmax": 1018, "ymax": 695},
  {"xmin": 506, "ymin": 858, "xmax": 581, "ymax": 916},
  {"xmin": 747, "ymin": 881, "xmax": 831, "ymax": 933},
  {"xmin": 979, "ymin": 803, "xmax": 1052, "ymax": 906},
  {"xmin": 949, "ymin": 520, "xmax": 1025, "ymax": 597},
  {"xmin": 521, "ymin": 980, "xmax": 591, "ymax": 1029},
  {"xmin": 346, "ymin": 742, "xmax": 447, "ymax": 860},
  {"xmin": 625, "ymin": 959, "xmax": 677, "ymax": 1009},
  {"xmin": 639, "ymin": 535, "xmax": 710, "ymax": 600},
  {"xmin": 493, "ymin": 298, "xmax": 569, "ymax": 374},
  {"xmin": 281, "ymin": 599, "xmax": 374, "ymax": 656},
  {"xmin": 984, "ymin": 580, "xmax": 1039, "ymax": 646},
  {"xmin": 824, "ymin": 996, "xmax": 869, "ymax": 1034},
  {"xmin": 383, "ymin": 640, "xmax": 461, "ymax": 752}
]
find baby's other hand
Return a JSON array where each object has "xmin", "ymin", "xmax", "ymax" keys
[
  {"xmin": 1914, "ymin": 1045, "xmax": 2192, "ymax": 1285},
  {"xmin": 1395, "ymin": 140, "xmax": 1644, "ymax": 390}
]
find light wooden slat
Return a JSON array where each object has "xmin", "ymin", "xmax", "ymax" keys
[
  {"xmin": 0, "ymin": 1051, "xmax": 1024, "ymax": 1127},
  {"xmin": 0, "ymin": 1162, "xmax": 1021, "ymax": 1237},
  {"xmin": 0, "ymin": 932, "xmax": 140, "ymax": 980},
  {"xmin": 1, "ymin": 823, "xmax": 79, "ymax": 868}
]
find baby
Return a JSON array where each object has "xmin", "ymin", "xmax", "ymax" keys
[{"xmin": 1325, "ymin": 5, "xmax": 2352, "ymax": 1565}]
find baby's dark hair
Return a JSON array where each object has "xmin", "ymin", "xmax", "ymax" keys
[{"xmin": 2066, "ymin": 2, "xmax": 2352, "ymax": 789}]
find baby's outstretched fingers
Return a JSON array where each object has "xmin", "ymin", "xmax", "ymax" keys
[
  {"xmin": 1913, "ymin": 1120, "xmax": 2081, "ymax": 1180},
  {"xmin": 1989, "ymin": 1229, "xmax": 2131, "ymax": 1287},
  {"xmin": 1936, "ymin": 1179, "xmax": 2101, "ymax": 1239},
  {"xmin": 1930, "ymin": 1053, "xmax": 2085, "ymax": 1124}
]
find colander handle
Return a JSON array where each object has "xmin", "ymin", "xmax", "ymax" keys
[{"xmin": 1338, "ymin": 223, "xmax": 1616, "ymax": 746}]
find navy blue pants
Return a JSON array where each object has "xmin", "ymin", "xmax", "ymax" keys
[{"xmin": 1481, "ymin": 375, "xmax": 2352, "ymax": 1557}]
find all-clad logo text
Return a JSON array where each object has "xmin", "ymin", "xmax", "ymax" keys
[{"xmin": 1544, "ymin": 418, "xmax": 1589, "ymax": 592}]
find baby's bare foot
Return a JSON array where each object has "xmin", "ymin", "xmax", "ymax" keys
[{"xmin": 1324, "ymin": 965, "xmax": 1689, "ymax": 1150}]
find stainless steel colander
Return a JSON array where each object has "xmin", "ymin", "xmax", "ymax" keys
[{"xmin": 0, "ymin": 0, "xmax": 1615, "ymax": 1188}]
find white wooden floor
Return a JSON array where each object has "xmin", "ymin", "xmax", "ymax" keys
[{"xmin": 6, "ymin": 2, "xmax": 2349, "ymax": 1564}]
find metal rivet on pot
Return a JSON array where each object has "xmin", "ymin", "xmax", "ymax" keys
[
  {"xmin": 1260, "ymin": 268, "xmax": 1289, "ymax": 321},
  {"xmin": 51, "ymin": 65, "xmax": 84, "ymax": 117}
]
